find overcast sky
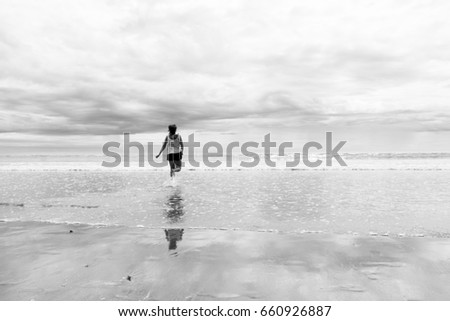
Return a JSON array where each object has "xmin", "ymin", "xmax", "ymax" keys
[{"xmin": 1, "ymin": 0, "xmax": 449, "ymax": 153}]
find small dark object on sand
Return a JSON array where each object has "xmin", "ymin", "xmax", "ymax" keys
[
  {"xmin": 69, "ymin": 230, "xmax": 73, "ymax": 233},
  {"xmin": 127, "ymin": 275, "xmax": 132, "ymax": 281},
  {"xmin": 84, "ymin": 265, "xmax": 89, "ymax": 268}
]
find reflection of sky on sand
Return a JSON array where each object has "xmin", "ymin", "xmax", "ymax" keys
[
  {"xmin": 1, "ymin": 220, "xmax": 450, "ymax": 300},
  {"xmin": 145, "ymin": 231, "xmax": 450, "ymax": 300}
]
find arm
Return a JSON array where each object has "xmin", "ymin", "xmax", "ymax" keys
[
  {"xmin": 179, "ymin": 135, "xmax": 184, "ymax": 154},
  {"xmin": 156, "ymin": 136, "xmax": 168, "ymax": 158}
]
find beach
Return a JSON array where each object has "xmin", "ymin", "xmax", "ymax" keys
[
  {"xmin": 2, "ymin": 0, "xmax": 450, "ymax": 310},
  {"xmin": 1, "ymin": 166, "xmax": 450, "ymax": 300},
  {"xmin": 1, "ymin": 220, "xmax": 450, "ymax": 300}
]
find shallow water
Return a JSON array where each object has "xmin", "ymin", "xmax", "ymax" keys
[{"xmin": 1, "ymin": 170, "xmax": 449, "ymax": 237}]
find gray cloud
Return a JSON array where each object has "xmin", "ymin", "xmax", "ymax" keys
[{"xmin": 1, "ymin": 0, "xmax": 450, "ymax": 152}]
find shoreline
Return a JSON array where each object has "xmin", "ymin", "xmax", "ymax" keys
[
  {"xmin": 1, "ymin": 221, "xmax": 450, "ymax": 300},
  {"xmin": 0, "ymin": 218, "xmax": 443, "ymax": 239}
]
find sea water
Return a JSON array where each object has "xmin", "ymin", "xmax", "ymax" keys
[{"xmin": 0, "ymin": 153, "xmax": 450, "ymax": 237}]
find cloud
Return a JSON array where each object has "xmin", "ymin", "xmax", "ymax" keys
[{"xmin": 0, "ymin": 0, "xmax": 450, "ymax": 152}]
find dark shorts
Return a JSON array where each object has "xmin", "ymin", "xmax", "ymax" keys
[{"xmin": 167, "ymin": 152, "xmax": 182, "ymax": 161}]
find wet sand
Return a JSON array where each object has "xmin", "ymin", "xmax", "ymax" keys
[{"xmin": 1, "ymin": 221, "xmax": 450, "ymax": 300}]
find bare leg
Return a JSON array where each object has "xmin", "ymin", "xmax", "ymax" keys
[
  {"xmin": 174, "ymin": 160, "xmax": 182, "ymax": 172},
  {"xmin": 169, "ymin": 161, "xmax": 175, "ymax": 177}
]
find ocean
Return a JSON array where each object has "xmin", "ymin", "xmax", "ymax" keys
[{"xmin": 1, "ymin": 153, "xmax": 449, "ymax": 237}]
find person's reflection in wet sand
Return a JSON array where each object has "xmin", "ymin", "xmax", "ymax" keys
[
  {"xmin": 165, "ymin": 229, "xmax": 184, "ymax": 250},
  {"xmin": 164, "ymin": 187, "xmax": 185, "ymax": 252},
  {"xmin": 165, "ymin": 187, "xmax": 184, "ymax": 223}
]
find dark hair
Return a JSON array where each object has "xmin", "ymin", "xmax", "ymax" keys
[{"xmin": 168, "ymin": 124, "xmax": 177, "ymax": 135}]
